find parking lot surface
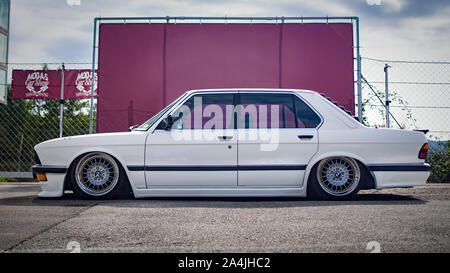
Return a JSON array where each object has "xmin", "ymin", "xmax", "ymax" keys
[{"xmin": 0, "ymin": 183, "xmax": 449, "ymax": 253}]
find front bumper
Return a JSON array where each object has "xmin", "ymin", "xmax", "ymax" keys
[
  {"xmin": 32, "ymin": 165, "xmax": 67, "ymax": 177},
  {"xmin": 32, "ymin": 164, "xmax": 68, "ymax": 198}
]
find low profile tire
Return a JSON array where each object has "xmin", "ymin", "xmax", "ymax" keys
[
  {"xmin": 71, "ymin": 152, "xmax": 132, "ymax": 200},
  {"xmin": 307, "ymin": 157, "xmax": 363, "ymax": 200}
]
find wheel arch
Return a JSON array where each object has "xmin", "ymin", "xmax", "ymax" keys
[
  {"xmin": 303, "ymin": 151, "xmax": 376, "ymax": 192},
  {"xmin": 63, "ymin": 149, "xmax": 136, "ymax": 196}
]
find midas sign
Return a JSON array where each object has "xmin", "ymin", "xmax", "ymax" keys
[{"xmin": 11, "ymin": 69, "xmax": 98, "ymax": 100}]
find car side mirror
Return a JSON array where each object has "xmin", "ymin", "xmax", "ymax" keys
[
  {"xmin": 128, "ymin": 124, "xmax": 139, "ymax": 131},
  {"xmin": 160, "ymin": 115, "xmax": 173, "ymax": 130}
]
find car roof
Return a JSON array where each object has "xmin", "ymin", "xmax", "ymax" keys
[{"xmin": 185, "ymin": 88, "xmax": 318, "ymax": 94}]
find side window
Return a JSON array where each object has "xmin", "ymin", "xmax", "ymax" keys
[
  {"xmin": 294, "ymin": 96, "xmax": 321, "ymax": 128},
  {"xmin": 170, "ymin": 94, "xmax": 235, "ymax": 130},
  {"xmin": 237, "ymin": 94, "xmax": 296, "ymax": 129}
]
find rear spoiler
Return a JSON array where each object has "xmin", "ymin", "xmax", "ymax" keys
[{"xmin": 413, "ymin": 129, "xmax": 429, "ymax": 135}]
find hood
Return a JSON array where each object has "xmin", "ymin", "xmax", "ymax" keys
[{"xmin": 34, "ymin": 131, "xmax": 146, "ymax": 150}]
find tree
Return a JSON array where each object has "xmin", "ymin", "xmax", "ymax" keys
[{"xmin": 0, "ymin": 86, "xmax": 95, "ymax": 171}]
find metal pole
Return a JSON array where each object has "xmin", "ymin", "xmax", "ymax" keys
[
  {"xmin": 361, "ymin": 74, "xmax": 402, "ymax": 128},
  {"xmin": 384, "ymin": 63, "xmax": 391, "ymax": 128},
  {"xmin": 59, "ymin": 63, "xmax": 65, "ymax": 138},
  {"xmin": 356, "ymin": 17, "xmax": 362, "ymax": 121},
  {"xmin": 89, "ymin": 18, "xmax": 98, "ymax": 134},
  {"xmin": 85, "ymin": 16, "xmax": 358, "ymax": 22}
]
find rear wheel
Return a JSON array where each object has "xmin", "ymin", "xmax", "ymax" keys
[
  {"xmin": 71, "ymin": 152, "xmax": 132, "ymax": 199},
  {"xmin": 307, "ymin": 157, "xmax": 362, "ymax": 200}
]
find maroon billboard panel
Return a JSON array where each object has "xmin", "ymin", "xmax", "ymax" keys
[
  {"xmin": 64, "ymin": 69, "xmax": 98, "ymax": 100},
  {"xmin": 97, "ymin": 23, "xmax": 354, "ymax": 133},
  {"xmin": 98, "ymin": 23, "xmax": 165, "ymax": 133},
  {"xmin": 11, "ymin": 70, "xmax": 61, "ymax": 99},
  {"xmin": 164, "ymin": 24, "xmax": 280, "ymax": 104},
  {"xmin": 280, "ymin": 23, "xmax": 354, "ymax": 112}
]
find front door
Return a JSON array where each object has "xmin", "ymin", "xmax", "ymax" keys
[
  {"xmin": 145, "ymin": 92, "xmax": 237, "ymax": 187},
  {"xmin": 236, "ymin": 92, "xmax": 321, "ymax": 187}
]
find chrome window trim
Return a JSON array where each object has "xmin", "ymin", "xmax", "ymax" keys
[
  {"xmin": 151, "ymin": 91, "xmax": 238, "ymax": 132},
  {"xmin": 136, "ymin": 92, "xmax": 188, "ymax": 132},
  {"xmin": 150, "ymin": 89, "xmax": 324, "ymax": 132},
  {"xmin": 236, "ymin": 90, "xmax": 323, "ymax": 129}
]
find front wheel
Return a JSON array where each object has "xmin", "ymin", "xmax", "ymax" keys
[
  {"xmin": 307, "ymin": 157, "xmax": 362, "ymax": 200},
  {"xmin": 71, "ymin": 152, "xmax": 131, "ymax": 199}
]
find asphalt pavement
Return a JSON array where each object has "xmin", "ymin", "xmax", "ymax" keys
[{"xmin": 0, "ymin": 183, "xmax": 449, "ymax": 253}]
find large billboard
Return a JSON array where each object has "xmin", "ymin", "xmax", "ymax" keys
[{"xmin": 97, "ymin": 23, "xmax": 354, "ymax": 133}]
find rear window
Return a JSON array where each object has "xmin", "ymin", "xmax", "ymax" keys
[{"xmin": 236, "ymin": 93, "xmax": 321, "ymax": 129}]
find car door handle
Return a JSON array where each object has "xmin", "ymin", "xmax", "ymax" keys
[
  {"xmin": 218, "ymin": 136, "xmax": 233, "ymax": 140},
  {"xmin": 298, "ymin": 135, "xmax": 314, "ymax": 140}
]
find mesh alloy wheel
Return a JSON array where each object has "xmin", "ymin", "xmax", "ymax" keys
[
  {"xmin": 75, "ymin": 153, "xmax": 120, "ymax": 197},
  {"xmin": 316, "ymin": 157, "xmax": 361, "ymax": 197}
]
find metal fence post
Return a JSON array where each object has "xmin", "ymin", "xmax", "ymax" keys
[
  {"xmin": 384, "ymin": 63, "xmax": 391, "ymax": 128},
  {"xmin": 59, "ymin": 63, "xmax": 65, "ymax": 138},
  {"xmin": 356, "ymin": 17, "xmax": 362, "ymax": 121},
  {"xmin": 89, "ymin": 18, "xmax": 98, "ymax": 134}
]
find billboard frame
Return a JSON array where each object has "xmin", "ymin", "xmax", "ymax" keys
[
  {"xmin": 0, "ymin": 0, "xmax": 10, "ymax": 105},
  {"xmin": 89, "ymin": 16, "xmax": 361, "ymax": 134}
]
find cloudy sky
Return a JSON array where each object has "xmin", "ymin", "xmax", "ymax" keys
[{"xmin": 8, "ymin": 0, "xmax": 450, "ymax": 63}]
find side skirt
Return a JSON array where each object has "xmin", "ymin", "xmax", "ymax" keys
[{"xmin": 132, "ymin": 187, "xmax": 307, "ymax": 198}]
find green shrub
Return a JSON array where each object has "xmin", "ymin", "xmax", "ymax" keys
[
  {"xmin": 427, "ymin": 141, "xmax": 449, "ymax": 183},
  {"xmin": 0, "ymin": 177, "xmax": 19, "ymax": 182}
]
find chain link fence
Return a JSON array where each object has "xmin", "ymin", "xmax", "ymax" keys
[
  {"xmin": 0, "ymin": 62, "xmax": 95, "ymax": 177},
  {"xmin": 361, "ymin": 57, "xmax": 450, "ymax": 141},
  {"xmin": 1, "ymin": 58, "xmax": 449, "ymax": 177}
]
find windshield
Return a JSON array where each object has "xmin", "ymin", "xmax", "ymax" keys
[{"xmin": 134, "ymin": 93, "xmax": 187, "ymax": 131}]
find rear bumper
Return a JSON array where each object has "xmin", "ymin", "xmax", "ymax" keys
[
  {"xmin": 369, "ymin": 163, "xmax": 430, "ymax": 189},
  {"xmin": 31, "ymin": 165, "xmax": 67, "ymax": 198}
]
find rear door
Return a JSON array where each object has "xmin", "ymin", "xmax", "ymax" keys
[{"xmin": 236, "ymin": 92, "xmax": 321, "ymax": 187}]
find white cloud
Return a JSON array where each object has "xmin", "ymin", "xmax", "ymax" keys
[
  {"xmin": 7, "ymin": 0, "xmax": 450, "ymax": 63},
  {"xmin": 381, "ymin": 0, "xmax": 406, "ymax": 13},
  {"xmin": 360, "ymin": 4, "xmax": 450, "ymax": 60}
]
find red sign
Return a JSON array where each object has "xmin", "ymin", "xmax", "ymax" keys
[
  {"xmin": 11, "ymin": 69, "xmax": 98, "ymax": 100},
  {"xmin": 64, "ymin": 70, "xmax": 98, "ymax": 99},
  {"xmin": 11, "ymin": 70, "xmax": 61, "ymax": 99}
]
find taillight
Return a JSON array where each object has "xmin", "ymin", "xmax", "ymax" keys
[{"xmin": 418, "ymin": 143, "xmax": 429, "ymax": 159}]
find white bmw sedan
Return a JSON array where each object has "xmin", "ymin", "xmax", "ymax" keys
[{"xmin": 32, "ymin": 89, "xmax": 430, "ymax": 200}]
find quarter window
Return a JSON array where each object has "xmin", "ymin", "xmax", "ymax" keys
[{"xmin": 294, "ymin": 96, "xmax": 321, "ymax": 128}]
